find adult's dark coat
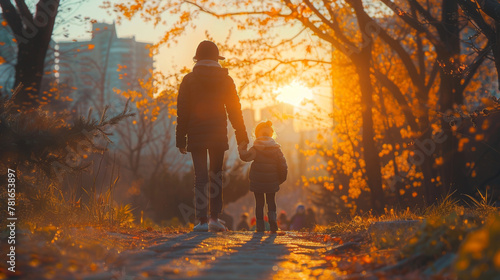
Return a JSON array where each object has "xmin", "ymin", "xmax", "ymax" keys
[
  {"xmin": 240, "ymin": 137, "xmax": 288, "ymax": 193},
  {"xmin": 176, "ymin": 65, "xmax": 248, "ymax": 151}
]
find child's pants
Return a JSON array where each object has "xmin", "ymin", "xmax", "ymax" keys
[
  {"xmin": 191, "ymin": 148, "xmax": 225, "ymax": 220},
  {"xmin": 253, "ymin": 192, "xmax": 276, "ymax": 220}
]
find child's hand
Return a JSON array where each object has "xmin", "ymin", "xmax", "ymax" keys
[{"xmin": 239, "ymin": 146, "xmax": 256, "ymax": 162}]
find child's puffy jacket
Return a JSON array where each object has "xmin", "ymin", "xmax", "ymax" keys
[{"xmin": 239, "ymin": 136, "xmax": 288, "ymax": 193}]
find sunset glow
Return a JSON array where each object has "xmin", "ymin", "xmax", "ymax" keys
[
  {"xmin": 275, "ymin": 80, "xmax": 314, "ymax": 107},
  {"xmin": 2, "ymin": 0, "xmax": 498, "ymax": 279}
]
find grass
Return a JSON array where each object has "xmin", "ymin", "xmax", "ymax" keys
[
  {"xmin": 0, "ymin": 151, "xmax": 177, "ymax": 277},
  {"xmin": 2, "ymin": 161, "xmax": 498, "ymax": 280},
  {"xmin": 424, "ymin": 191, "xmax": 462, "ymax": 217},
  {"xmin": 315, "ymin": 191, "xmax": 499, "ymax": 279},
  {"xmin": 0, "ymin": 158, "xmax": 189, "ymax": 279},
  {"xmin": 464, "ymin": 190, "xmax": 497, "ymax": 216},
  {"xmin": 0, "ymin": 220, "xmax": 185, "ymax": 279}
]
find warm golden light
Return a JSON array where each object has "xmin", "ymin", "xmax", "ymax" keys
[{"xmin": 275, "ymin": 80, "xmax": 313, "ymax": 107}]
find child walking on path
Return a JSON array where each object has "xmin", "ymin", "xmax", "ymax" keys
[
  {"xmin": 239, "ymin": 121, "xmax": 288, "ymax": 233},
  {"xmin": 176, "ymin": 40, "xmax": 249, "ymax": 232}
]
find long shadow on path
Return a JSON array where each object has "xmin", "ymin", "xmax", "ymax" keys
[
  {"xmin": 190, "ymin": 233, "xmax": 288, "ymax": 280},
  {"xmin": 112, "ymin": 232, "xmax": 214, "ymax": 279}
]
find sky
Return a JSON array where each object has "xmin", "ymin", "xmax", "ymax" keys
[
  {"xmin": 53, "ymin": 0, "xmax": 229, "ymax": 73},
  {"xmin": 50, "ymin": 0, "xmax": 333, "ymax": 128}
]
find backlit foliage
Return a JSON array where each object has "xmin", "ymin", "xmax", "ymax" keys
[
  {"xmin": 114, "ymin": 69, "xmax": 180, "ymax": 123},
  {"xmin": 404, "ymin": 212, "xmax": 479, "ymax": 259},
  {"xmin": 0, "ymin": 87, "xmax": 134, "ymax": 180},
  {"xmin": 455, "ymin": 215, "xmax": 500, "ymax": 279},
  {"xmin": 106, "ymin": 0, "xmax": 500, "ymax": 215}
]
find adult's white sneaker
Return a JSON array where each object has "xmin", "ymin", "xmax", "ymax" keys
[
  {"xmin": 209, "ymin": 219, "xmax": 227, "ymax": 232},
  {"xmin": 193, "ymin": 222, "xmax": 209, "ymax": 232}
]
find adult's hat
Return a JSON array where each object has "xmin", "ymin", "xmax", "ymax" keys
[{"xmin": 193, "ymin": 40, "xmax": 225, "ymax": 61}]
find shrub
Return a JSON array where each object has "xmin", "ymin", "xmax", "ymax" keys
[{"xmin": 455, "ymin": 215, "xmax": 500, "ymax": 279}]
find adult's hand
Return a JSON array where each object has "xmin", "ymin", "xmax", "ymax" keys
[
  {"xmin": 238, "ymin": 141, "xmax": 249, "ymax": 151},
  {"xmin": 179, "ymin": 147, "xmax": 187, "ymax": 154}
]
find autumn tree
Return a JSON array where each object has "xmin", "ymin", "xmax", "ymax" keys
[
  {"xmin": 0, "ymin": 0, "xmax": 60, "ymax": 109},
  {"xmin": 115, "ymin": 71, "xmax": 180, "ymax": 179},
  {"xmin": 108, "ymin": 0, "xmax": 499, "ymax": 213},
  {"xmin": 458, "ymin": 0, "xmax": 500, "ymax": 88},
  {"xmin": 380, "ymin": 0, "xmax": 500, "ymax": 198},
  {"xmin": 107, "ymin": 0, "xmax": 390, "ymax": 212}
]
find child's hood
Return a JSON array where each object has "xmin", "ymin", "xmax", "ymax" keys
[{"xmin": 253, "ymin": 136, "xmax": 280, "ymax": 151}]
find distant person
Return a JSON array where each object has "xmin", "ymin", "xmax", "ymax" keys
[
  {"xmin": 236, "ymin": 213, "xmax": 250, "ymax": 231},
  {"xmin": 176, "ymin": 40, "xmax": 249, "ymax": 232},
  {"xmin": 305, "ymin": 208, "xmax": 317, "ymax": 230},
  {"xmin": 220, "ymin": 211, "xmax": 234, "ymax": 231},
  {"xmin": 278, "ymin": 210, "xmax": 289, "ymax": 231},
  {"xmin": 239, "ymin": 121, "xmax": 288, "ymax": 233},
  {"xmin": 289, "ymin": 205, "xmax": 307, "ymax": 231}
]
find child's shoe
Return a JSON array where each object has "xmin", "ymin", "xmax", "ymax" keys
[
  {"xmin": 209, "ymin": 218, "xmax": 227, "ymax": 232},
  {"xmin": 256, "ymin": 219, "xmax": 265, "ymax": 232},
  {"xmin": 268, "ymin": 211, "xmax": 278, "ymax": 233}
]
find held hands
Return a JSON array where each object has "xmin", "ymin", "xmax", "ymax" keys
[
  {"xmin": 238, "ymin": 141, "xmax": 249, "ymax": 152},
  {"xmin": 238, "ymin": 141, "xmax": 256, "ymax": 162}
]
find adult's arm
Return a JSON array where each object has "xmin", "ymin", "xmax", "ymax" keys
[
  {"xmin": 225, "ymin": 76, "xmax": 249, "ymax": 145},
  {"xmin": 276, "ymin": 148, "xmax": 288, "ymax": 184},
  {"xmin": 176, "ymin": 76, "xmax": 190, "ymax": 149},
  {"xmin": 239, "ymin": 147, "xmax": 256, "ymax": 162}
]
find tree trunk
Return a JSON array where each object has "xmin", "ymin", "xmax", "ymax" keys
[
  {"xmin": 420, "ymin": 125, "xmax": 438, "ymax": 204},
  {"xmin": 0, "ymin": 0, "xmax": 60, "ymax": 109},
  {"xmin": 349, "ymin": 0, "xmax": 385, "ymax": 213},
  {"xmin": 354, "ymin": 58, "xmax": 385, "ymax": 213},
  {"xmin": 437, "ymin": 0, "xmax": 468, "ymax": 198},
  {"xmin": 14, "ymin": 40, "xmax": 46, "ymax": 107}
]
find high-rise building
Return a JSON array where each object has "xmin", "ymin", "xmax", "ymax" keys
[{"xmin": 57, "ymin": 22, "xmax": 154, "ymax": 113}]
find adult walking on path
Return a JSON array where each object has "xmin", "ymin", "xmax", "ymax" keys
[{"xmin": 176, "ymin": 40, "xmax": 249, "ymax": 232}]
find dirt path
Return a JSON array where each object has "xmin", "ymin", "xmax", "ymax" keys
[{"xmin": 88, "ymin": 231, "xmax": 337, "ymax": 280}]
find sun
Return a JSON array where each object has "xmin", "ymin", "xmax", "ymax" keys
[{"xmin": 275, "ymin": 80, "xmax": 314, "ymax": 107}]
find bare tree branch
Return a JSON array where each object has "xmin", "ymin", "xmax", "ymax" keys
[
  {"xmin": 477, "ymin": 0, "xmax": 500, "ymax": 22},
  {"xmin": 183, "ymin": 0, "xmax": 281, "ymax": 18},
  {"xmin": 379, "ymin": 0, "xmax": 443, "ymax": 51},
  {"xmin": 373, "ymin": 69, "xmax": 419, "ymax": 131},
  {"xmin": 459, "ymin": 0, "xmax": 495, "ymax": 40},
  {"xmin": 303, "ymin": 0, "xmax": 357, "ymax": 51},
  {"xmin": 283, "ymin": 0, "xmax": 355, "ymax": 57},
  {"xmin": 14, "ymin": 0, "xmax": 34, "ymax": 25},
  {"xmin": 0, "ymin": 0, "xmax": 23, "ymax": 36},
  {"xmin": 460, "ymin": 43, "xmax": 491, "ymax": 92}
]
